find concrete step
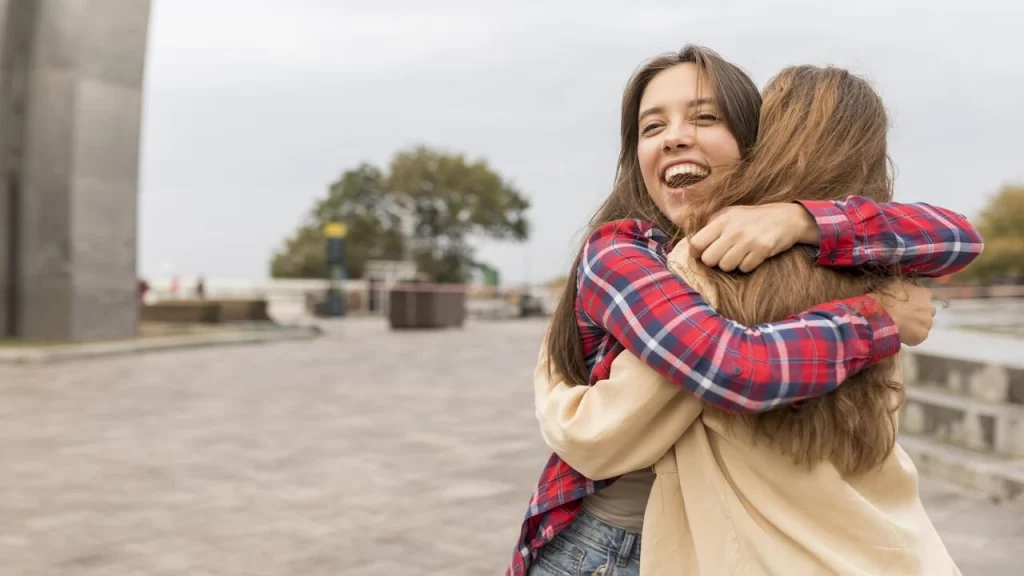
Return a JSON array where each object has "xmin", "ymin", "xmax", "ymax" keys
[
  {"xmin": 901, "ymin": 334, "xmax": 1024, "ymax": 407},
  {"xmin": 900, "ymin": 385, "xmax": 1024, "ymax": 457},
  {"xmin": 900, "ymin": 433, "xmax": 1024, "ymax": 507}
]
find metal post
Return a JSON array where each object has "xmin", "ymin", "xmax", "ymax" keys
[{"xmin": 324, "ymin": 222, "xmax": 348, "ymax": 318}]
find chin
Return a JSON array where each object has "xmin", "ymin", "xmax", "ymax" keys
[{"xmin": 664, "ymin": 206, "xmax": 689, "ymax": 229}]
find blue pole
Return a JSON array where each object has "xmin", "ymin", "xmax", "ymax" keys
[{"xmin": 324, "ymin": 224, "xmax": 348, "ymax": 317}]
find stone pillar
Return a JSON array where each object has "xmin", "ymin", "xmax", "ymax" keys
[
  {"xmin": 1, "ymin": 0, "xmax": 150, "ymax": 341},
  {"xmin": 0, "ymin": 0, "xmax": 33, "ymax": 339}
]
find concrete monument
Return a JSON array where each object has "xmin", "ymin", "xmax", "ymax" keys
[{"xmin": 0, "ymin": 0, "xmax": 151, "ymax": 341}]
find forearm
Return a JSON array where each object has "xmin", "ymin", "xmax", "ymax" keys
[
  {"xmin": 798, "ymin": 196, "xmax": 984, "ymax": 277},
  {"xmin": 579, "ymin": 219, "xmax": 901, "ymax": 414}
]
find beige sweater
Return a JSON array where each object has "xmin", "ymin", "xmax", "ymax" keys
[{"xmin": 535, "ymin": 240, "xmax": 959, "ymax": 576}]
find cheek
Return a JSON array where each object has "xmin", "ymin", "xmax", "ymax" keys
[
  {"xmin": 706, "ymin": 130, "xmax": 742, "ymax": 165},
  {"xmin": 637, "ymin": 141, "xmax": 659, "ymax": 182}
]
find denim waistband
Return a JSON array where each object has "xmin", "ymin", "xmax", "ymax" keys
[{"xmin": 566, "ymin": 509, "xmax": 642, "ymax": 558}]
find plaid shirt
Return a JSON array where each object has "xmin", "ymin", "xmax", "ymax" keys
[{"xmin": 506, "ymin": 196, "xmax": 984, "ymax": 575}]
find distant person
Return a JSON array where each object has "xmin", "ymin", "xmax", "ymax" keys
[
  {"xmin": 170, "ymin": 276, "xmax": 180, "ymax": 299},
  {"xmin": 367, "ymin": 277, "xmax": 380, "ymax": 313},
  {"xmin": 508, "ymin": 45, "xmax": 983, "ymax": 576},
  {"xmin": 195, "ymin": 276, "xmax": 206, "ymax": 300},
  {"xmin": 137, "ymin": 278, "xmax": 150, "ymax": 303}
]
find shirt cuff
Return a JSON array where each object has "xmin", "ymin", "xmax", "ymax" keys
[
  {"xmin": 849, "ymin": 295, "xmax": 902, "ymax": 362},
  {"xmin": 795, "ymin": 200, "xmax": 857, "ymax": 266}
]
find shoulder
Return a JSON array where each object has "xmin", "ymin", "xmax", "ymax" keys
[{"xmin": 583, "ymin": 219, "xmax": 670, "ymax": 255}]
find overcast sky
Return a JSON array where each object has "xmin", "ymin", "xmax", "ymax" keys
[{"xmin": 138, "ymin": 0, "xmax": 1024, "ymax": 284}]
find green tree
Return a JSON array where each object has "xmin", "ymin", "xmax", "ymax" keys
[
  {"xmin": 270, "ymin": 147, "xmax": 530, "ymax": 282},
  {"xmin": 270, "ymin": 163, "xmax": 405, "ymax": 279},
  {"xmin": 957, "ymin": 184, "xmax": 1024, "ymax": 283}
]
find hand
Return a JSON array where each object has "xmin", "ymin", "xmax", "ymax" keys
[
  {"xmin": 870, "ymin": 280, "xmax": 936, "ymax": 346},
  {"xmin": 689, "ymin": 203, "xmax": 819, "ymax": 272}
]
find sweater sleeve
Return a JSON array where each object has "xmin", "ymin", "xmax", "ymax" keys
[{"xmin": 534, "ymin": 345, "xmax": 701, "ymax": 480}]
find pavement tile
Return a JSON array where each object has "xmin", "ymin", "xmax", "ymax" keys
[{"xmin": 0, "ymin": 317, "xmax": 1016, "ymax": 574}]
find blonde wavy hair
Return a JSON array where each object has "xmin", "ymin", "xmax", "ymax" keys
[{"xmin": 683, "ymin": 65, "xmax": 904, "ymax": 476}]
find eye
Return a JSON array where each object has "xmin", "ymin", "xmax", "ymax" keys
[
  {"xmin": 694, "ymin": 113, "xmax": 720, "ymax": 125},
  {"xmin": 640, "ymin": 122, "xmax": 664, "ymax": 135}
]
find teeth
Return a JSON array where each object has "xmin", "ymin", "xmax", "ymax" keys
[
  {"xmin": 663, "ymin": 163, "xmax": 709, "ymax": 188},
  {"xmin": 664, "ymin": 163, "xmax": 709, "ymax": 180}
]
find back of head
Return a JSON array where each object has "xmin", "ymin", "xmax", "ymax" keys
[
  {"xmin": 686, "ymin": 66, "xmax": 902, "ymax": 477},
  {"xmin": 687, "ymin": 65, "xmax": 892, "ymax": 229}
]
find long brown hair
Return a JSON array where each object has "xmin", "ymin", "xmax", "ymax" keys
[
  {"xmin": 683, "ymin": 66, "xmax": 903, "ymax": 476},
  {"xmin": 546, "ymin": 45, "xmax": 762, "ymax": 388}
]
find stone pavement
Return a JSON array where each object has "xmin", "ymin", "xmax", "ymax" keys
[{"xmin": 0, "ymin": 318, "xmax": 1019, "ymax": 575}]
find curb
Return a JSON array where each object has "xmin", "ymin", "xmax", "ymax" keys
[{"xmin": 0, "ymin": 324, "xmax": 323, "ymax": 365}]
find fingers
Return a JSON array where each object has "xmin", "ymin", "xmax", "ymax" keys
[
  {"xmin": 713, "ymin": 245, "xmax": 748, "ymax": 272},
  {"xmin": 698, "ymin": 235, "xmax": 774, "ymax": 272},
  {"xmin": 689, "ymin": 206, "xmax": 790, "ymax": 273},
  {"xmin": 699, "ymin": 237, "xmax": 732, "ymax": 269},
  {"xmin": 689, "ymin": 216, "xmax": 726, "ymax": 258},
  {"xmin": 738, "ymin": 252, "xmax": 767, "ymax": 273}
]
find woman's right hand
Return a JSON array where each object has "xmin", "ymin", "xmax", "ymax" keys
[{"xmin": 870, "ymin": 280, "xmax": 936, "ymax": 346}]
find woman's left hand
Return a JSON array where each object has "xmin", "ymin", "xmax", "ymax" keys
[{"xmin": 688, "ymin": 203, "xmax": 821, "ymax": 272}]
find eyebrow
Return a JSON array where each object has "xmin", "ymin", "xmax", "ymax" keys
[{"xmin": 638, "ymin": 98, "xmax": 718, "ymax": 122}]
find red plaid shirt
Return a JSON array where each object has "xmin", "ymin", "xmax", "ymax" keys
[{"xmin": 506, "ymin": 196, "xmax": 984, "ymax": 575}]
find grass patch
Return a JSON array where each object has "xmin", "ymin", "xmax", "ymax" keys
[{"xmin": 0, "ymin": 322, "xmax": 255, "ymax": 348}]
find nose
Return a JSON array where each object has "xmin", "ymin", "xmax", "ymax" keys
[{"xmin": 661, "ymin": 123, "xmax": 697, "ymax": 151}]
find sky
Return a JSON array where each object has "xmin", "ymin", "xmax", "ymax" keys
[{"xmin": 138, "ymin": 0, "xmax": 1024, "ymax": 285}]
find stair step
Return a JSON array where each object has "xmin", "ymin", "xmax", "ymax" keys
[
  {"xmin": 900, "ymin": 385, "xmax": 1024, "ymax": 458},
  {"xmin": 899, "ymin": 433, "xmax": 1024, "ymax": 507},
  {"xmin": 908, "ymin": 328, "xmax": 1024, "ymax": 370},
  {"xmin": 901, "ymin": 335, "xmax": 1024, "ymax": 407}
]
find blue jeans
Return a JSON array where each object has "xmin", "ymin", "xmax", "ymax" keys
[{"xmin": 528, "ymin": 511, "xmax": 641, "ymax": 576}]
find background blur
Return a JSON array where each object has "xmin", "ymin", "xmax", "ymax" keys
[{"xmin": 0, "ymin": 1, "xmax": 1022, "ymax": 575}]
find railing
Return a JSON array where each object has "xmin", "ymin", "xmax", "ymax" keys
[{"xmin": 141, "ymin": 277, "xmax": 560, "ymax": 321}]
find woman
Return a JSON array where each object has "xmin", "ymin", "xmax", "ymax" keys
[{"xmin": 509, "ymin": 46, "xmax": 982, "ymax": 576}]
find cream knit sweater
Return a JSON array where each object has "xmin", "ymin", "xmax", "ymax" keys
[{"xmin": 534, "ymin": 240, "xmax": 959, "ymax": 575}]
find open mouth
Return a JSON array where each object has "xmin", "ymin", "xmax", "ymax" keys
[{"xmin": 663, "ymin": 163, "xmax": 710, "ymax": 189}]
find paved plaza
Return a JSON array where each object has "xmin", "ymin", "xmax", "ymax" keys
[{"xmin": 0, "ymin": 318, "xmax": 1020, "ymax": 575}]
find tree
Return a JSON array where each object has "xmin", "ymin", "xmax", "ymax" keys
[
  {"xmin": 270, "ymin": 147, "xmax": 530, "ymax": 282},
  {"xmin": 955, "ymin": 184, "xmax": 1024, "ymax": 283},
  {"xmin": 270, "ymin": 163, "xmax": 405, "ymax": 280}
]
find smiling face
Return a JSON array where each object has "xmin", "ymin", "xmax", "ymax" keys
[{"xmin": 637, "ymin": 63, "xmax": 742, "ymax": 226}]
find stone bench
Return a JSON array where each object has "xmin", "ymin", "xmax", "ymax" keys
[
  {"xmin": 216, "ymin": 300, "xmax": 270, "ymax": 323},
  {"xmin": 140, "ymin": 299, "xmax": 270, "ymax": 324},
  {"xmin": 388, "ymin": 286, "xmax": 466, "ymax": 330}
]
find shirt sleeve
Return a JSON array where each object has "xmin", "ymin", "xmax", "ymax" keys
[
  {"xmin": 797, "ymin": 196, "xmax": 984, "ymax": 277},
  {"xmin": 576, "ymin": 219, "xmax": 901, "ymax": 414}
]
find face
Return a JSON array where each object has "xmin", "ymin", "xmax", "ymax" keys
[{"xmin": 637, "ymin": 63, "xmax": 742, "ymax": 226}]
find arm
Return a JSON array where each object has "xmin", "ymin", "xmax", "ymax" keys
[
  {"xmin": 534, "ymin": 346, "xmax": 701, "ymax": 480},
  {"xmin": 578, "ymin": 219, "xmax": 900, "ymax": 414},
  {"xmin": 797, "ymin": 196, "xmax": 984, "ymax": 277}
]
